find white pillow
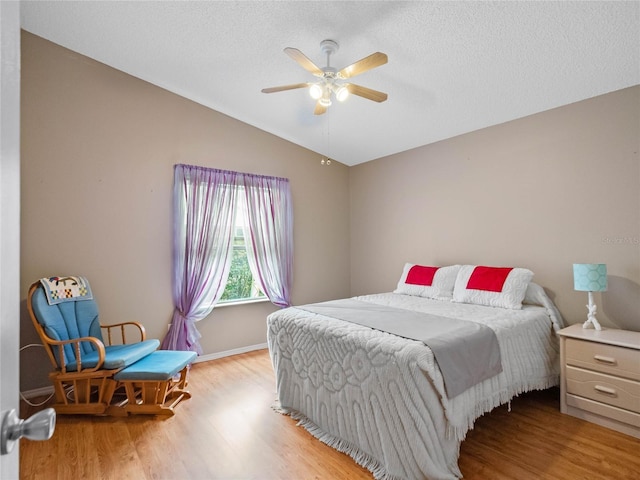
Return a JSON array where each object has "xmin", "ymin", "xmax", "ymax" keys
[
  {"xmin": 452, "ymin": 265, "xmax": 534, "ymax": 309},
  {"xmin": 394, "ymin": 263, "xmax": 461, "ymax": 300},
  {"xmin": 523, "ymin": 282, "xmax": 546, "ymax": 306}
]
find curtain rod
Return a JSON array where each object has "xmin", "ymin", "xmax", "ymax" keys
[{"xmin": 175, "ymin": 163, "xmax": 289, "ymax": 183}]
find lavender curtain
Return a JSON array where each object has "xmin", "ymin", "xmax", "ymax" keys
[
  {"xmin": 161, "ymin": 165, "xmax": 239, "ymax": 354},
  {"xmin": 240, "ymin": 174, "xmax": 293, "ymax": 308},
  {"xmin": 162, "ymin": 164, "xmax": 293, "ymax": 353}
]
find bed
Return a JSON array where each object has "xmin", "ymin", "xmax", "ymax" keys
[{"xmin": 267, "ymin": 264, "xmax": 564, "ymax": 480}]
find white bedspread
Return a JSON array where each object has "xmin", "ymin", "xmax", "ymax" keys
[
  {"xmin": 267, "ymin": 292, "xmax": 562, "ymax": 480},
  {"xmin": 297, "ymin": 299, "xmax": 503, "ymax": 398}
]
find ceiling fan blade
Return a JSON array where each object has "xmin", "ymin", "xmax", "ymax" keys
[
  {"xmin": 338, "ymin": 52, "xmax": 388, "ymax": 79},
  {"xmin": 314, "ymin": 102, "xmax": 327, "ymax": 115},
  {"xmin": 284, "ymin": 47, "xmax": 324, "ymax": 77},
  {"xmin": 261, "ymin": 83, "xmax": 310, "ymax": 94},
  {"xmin": 346, "ymin": 83, "xmax": 388, "ymax": 103}
]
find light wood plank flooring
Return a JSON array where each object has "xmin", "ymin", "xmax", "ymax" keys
[{"xmin": 20, "ymin": 349, "xmax": 640, "ymax": 479}]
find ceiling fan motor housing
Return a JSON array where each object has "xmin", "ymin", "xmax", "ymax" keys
[{"xmin": 320, "ymin": 39, "xmax": 339, "ymax": 57}]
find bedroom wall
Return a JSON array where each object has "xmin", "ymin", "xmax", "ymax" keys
[
  {"xmin": 349, "ymin": 85, "xmax": 640, "ymax": 331},
  {"xmin": 20, "ymin": 32, "xmax": 351, "ymax": 391}
]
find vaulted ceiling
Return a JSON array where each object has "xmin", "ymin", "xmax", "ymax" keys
[{"xmin": 21, "ymin": 1, "xmax": 640, "ymax": 166}]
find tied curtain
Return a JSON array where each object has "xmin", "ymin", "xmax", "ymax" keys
[{"xmin": 161, "ymin": 164, "xmax": 293, "ymax": 353}]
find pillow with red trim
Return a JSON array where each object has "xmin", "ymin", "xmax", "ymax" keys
[
  {"xmin": 394, "ymin": 263, "xmax": 461, "ymax": 299},
  {"xmin": 452, "ymin": 265, "xmax": 534, "ymax": 309}
]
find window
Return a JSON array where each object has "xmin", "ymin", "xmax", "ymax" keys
[
  {"xmin": 219, "ymin": 195, "xmax": 266, "ymax": 304},
  {"xmin": 164, "ymin": 164, "xmax": 293, "ymax": 352}
]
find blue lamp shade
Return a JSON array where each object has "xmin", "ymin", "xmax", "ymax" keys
[{"xmin": 573, "ymin": 263, "xmax": 607, "ymax": 292}]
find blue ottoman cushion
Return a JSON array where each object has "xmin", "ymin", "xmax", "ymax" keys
[{"xmin": 114, "ymin": 350, "xmax": 197, "ymax": 381}]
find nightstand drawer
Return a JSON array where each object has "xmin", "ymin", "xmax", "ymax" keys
[
  {"xmin": 566, "ymin": 366, "xmax": 640, "ymax": 413},
  {"xmin": 566, "ymin": 394, "xmax": 640, "ymax": 429},
  {"xmin": 565, "ymin": 338, "xmax": 640, "ymax": 381}
]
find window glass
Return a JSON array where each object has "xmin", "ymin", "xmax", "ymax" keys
[{"xmin": 219, "ymin": 194, "xmax": 265, "ymax": 304}]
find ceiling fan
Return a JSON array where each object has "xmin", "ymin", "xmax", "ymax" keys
[{"xmin": 261, "ymin": 39, "xmax": 388, "ymax": 115}]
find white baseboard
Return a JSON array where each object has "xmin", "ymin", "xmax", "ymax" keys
[
  {"xmin": 20, "ymin": 343, "xmax": 269, "ymax": 399},
  {"xmin": 194, "ymin": 342, "xmax": 268, "ymax": 363}
]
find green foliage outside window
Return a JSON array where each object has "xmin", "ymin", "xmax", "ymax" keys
[{"xmin": 220, "ymin": 231, "xmax": 265, "ymax": 302}]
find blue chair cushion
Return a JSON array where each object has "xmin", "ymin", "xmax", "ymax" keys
[
  {"xmin": 65, "ymin": 339, "xmax": 160, "ymax": 371},
  {"xmin": 114, "ymin": 350, "xmax": 197, "ymax": 381},
  {"xmin": 31, "ymin": 285, "xmax": 104, "ymax": 366}
]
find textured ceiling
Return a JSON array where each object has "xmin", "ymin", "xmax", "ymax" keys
[{"xmin": 20, "ymin": 1, "xmax": 640, "ymax": 166}]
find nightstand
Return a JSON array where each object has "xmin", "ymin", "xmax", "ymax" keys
[{"xmin": 558, "ymin": 324, "xmax": 640, "ymax": 439}]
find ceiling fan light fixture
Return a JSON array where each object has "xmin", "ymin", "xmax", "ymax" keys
[
  {"xmin": 319, "ymin": 97, "xmax": 332, "ymax": 107},
  {"xmin": 334, "ymin": 84, "xmax": 349, "ymax": 102},
  {"xmin": 262, "ymin": 39, "xmax": 388, "ymax": 115},
  {"xmin": 309, "ymin": 83, "xmax": 323, "ymax": 100}
]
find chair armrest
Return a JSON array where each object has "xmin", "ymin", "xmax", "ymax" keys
[
  {"xmin": 100, "ymin": 321, "xmax": 147, "ymax": 345},
  {"xmin": 47, "ymin": 336, "xmax": 106, "ymax": 374}
]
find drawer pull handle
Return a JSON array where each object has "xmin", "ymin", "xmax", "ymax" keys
[
  {"xmin": 593, "ymin": 355, "xmax": 616, "ymax": 365},
  {"xmin": 594, "ymin": 385, "xmax": 617, "ymax": 396}
]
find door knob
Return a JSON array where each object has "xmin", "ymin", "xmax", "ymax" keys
[{"xmin": 1, "ymin": 408, "xmax": 56, "ymax": 455}]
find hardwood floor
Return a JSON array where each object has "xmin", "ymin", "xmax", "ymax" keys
[{"xmin": 20, "ymin": 349, "xmax": 640, "ymax": 480}]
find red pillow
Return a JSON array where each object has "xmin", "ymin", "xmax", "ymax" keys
[
  {"xmin": 453, "ymin": 265, "xmax": 534, "ymax": 309},
  {"xmin": 394, "ymin": 263, "xmax": 461, "ymax": 299},
  {"xmin": 406, "ymin": 265, "xmax": 439, "ymax": 286},
  {"xmin": 466, "ymin": 266, "xmax": 514, "ymax": 292}
]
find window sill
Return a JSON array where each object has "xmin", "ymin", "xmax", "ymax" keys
[{"xmin": 215, "ymin": 297, "xmax": 270, "ymax": 308}]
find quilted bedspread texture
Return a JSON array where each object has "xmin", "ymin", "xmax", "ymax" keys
[{"xmin": 267, "ymin": 292, "xmax": 562, "ymax": 480}]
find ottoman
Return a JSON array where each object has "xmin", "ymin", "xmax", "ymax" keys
[{"xmin": 114, "ymin": 350, "xmax": 197, "ymax": 416}]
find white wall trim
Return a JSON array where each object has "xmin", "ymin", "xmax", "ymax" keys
[{"xmin": 194, "ymin": 342, "xmax": 268, "ymax": 364}]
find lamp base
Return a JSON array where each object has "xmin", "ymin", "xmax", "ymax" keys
[
  {"xmin": 582, "ymin": 317, "xmax": 602, "ymax": 331},
  {"xmin": 582, "ymin": 291, "xmax": 602, "ymax": 331}
]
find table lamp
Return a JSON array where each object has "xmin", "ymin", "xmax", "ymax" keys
[{"xmin": 573, "ymin": 263, "xmax": 607, "ymax": 330}]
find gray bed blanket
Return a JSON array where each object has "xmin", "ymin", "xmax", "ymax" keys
[{"xmin": 298, "ymin": 298, "xmax": 502, "ymax": 398}]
